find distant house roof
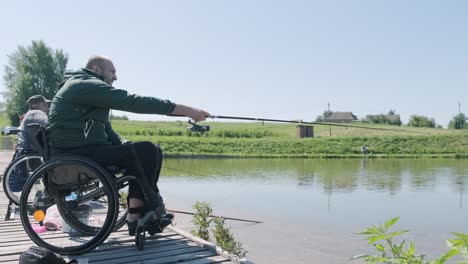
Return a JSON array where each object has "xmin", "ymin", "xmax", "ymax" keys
[
  {"xmin": 364, "ymin": 114, "xmax": 401, "ymax": 122},
  {"xmin": 325, "ymin": 112, "xmax": 358, "ymax": 123}
]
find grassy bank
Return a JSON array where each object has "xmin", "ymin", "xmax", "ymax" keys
[
  {"xmin": 112, "ymin": 120, "xmax": 468, "ymax": 158},
  {"xmin": 1, "ymin": 112, "xmax": 466, "ymax": 157},
  {"xmin": 0, "ymin": 112, "xmax": 8, "ymax": 148}
]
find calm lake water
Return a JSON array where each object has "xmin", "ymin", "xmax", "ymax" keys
[{"xmin": 159, "ymin": 158, "xmax": 468, "ymax": 264}]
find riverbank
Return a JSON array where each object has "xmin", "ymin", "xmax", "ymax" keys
[
  {"xmin": 126, "ymin": 133, "xmax": 468, "ymax": 158},
  {"xmin": 2, "ymin": 117, "xmax": 467, "ymax": 158},
  {"xmin": 110, "ymin": 119, "xmax": 468, "ymax": 158}
]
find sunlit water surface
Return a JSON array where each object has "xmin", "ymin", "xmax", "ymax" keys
[{"xmin": 159, "ymin": 159, "xmax": 468, "ymax": 264}]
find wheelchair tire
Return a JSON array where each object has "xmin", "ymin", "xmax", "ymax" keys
[
  {"xmin": 20, "ymin": 156, "xmax": 119, "ymax": 255},
  {"xmin": 3, "ymin": 153, "xmax": 43, "ymax": 205}
]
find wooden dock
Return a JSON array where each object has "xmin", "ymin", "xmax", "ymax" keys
[{"xmin": 0, "ymin": 150, "xmax": 247, "ymax": 264}]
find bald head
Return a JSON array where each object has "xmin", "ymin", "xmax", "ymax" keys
[
  {"xmin": 85, "ymin": 55, "xmax": 117, "ymax": 85},
  {"xmin": 86, "ymin": 56, "xmax": 112, "ymax": 70}
]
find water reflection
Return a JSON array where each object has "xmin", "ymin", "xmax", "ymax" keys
[
  {"xmin": 162, "ymin": 158, "xmax": 468, "ymax": 207},
  {"xmin": 161, "ymin": 158, "xmax": 468, "ymax": 263}
]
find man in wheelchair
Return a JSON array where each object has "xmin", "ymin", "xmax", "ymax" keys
[
  {"xmin": 5, "ymin": 95, "xmax": 49, "ymax": 198},
  {"xmin": 47, "ymin": 55, "xmax": 210, "ymax": 236}
]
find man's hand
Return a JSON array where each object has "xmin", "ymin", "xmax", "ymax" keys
[{"xmin": 170, "ymin": 104, "xmax": 211, "ymax": 122}]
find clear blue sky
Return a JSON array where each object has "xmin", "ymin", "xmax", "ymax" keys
[{"xmin": 1, "ymin": 0, "xmax": 467, "ymax": 126}]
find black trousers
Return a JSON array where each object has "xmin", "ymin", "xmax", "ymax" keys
[{"xmin": 62, "ymin": 141, "xmax": 163, "ymax": 209}]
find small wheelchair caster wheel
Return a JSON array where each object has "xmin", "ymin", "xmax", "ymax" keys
[{"xmin": 136, "ymin": 232, "xmax": 145, "ymax": 250}]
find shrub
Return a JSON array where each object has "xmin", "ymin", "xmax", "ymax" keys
[
  {"xmin": 352, "ymin": 216, "xmax": 468, "ymax": 264},
  {"xmin": 190, "ymin": 201, "xmax": 247, "ymax": 258},
  {"xmin": 110, "ymin": 114, "xmax": 129, "ymax": 120},
  {"xmin": 448, "ymin": 113, "xmax": 466, "ymax": 129},
  {"xmin": 368, "ymin": 115, "xmax": 402, "ymax": 126},
  {"xmin": 408, "ymin": 115, "xmax": 436, "ymax": 128},
  {"xmin": 212, "ymin": 217, "xmax": 247, "ymax": 258},
  {"xmin": 191, "ymin": 201, "xmax": 212, "ymax": 241}
]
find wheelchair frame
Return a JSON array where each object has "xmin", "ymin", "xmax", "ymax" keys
[{"xmin": 16, "ymin": 124, "xmax": 158, "ymax": 254}]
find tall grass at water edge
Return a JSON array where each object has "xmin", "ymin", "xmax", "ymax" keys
[{"xmin": 112, "ymin": 119, "xmax": 468, "ymax": 157}]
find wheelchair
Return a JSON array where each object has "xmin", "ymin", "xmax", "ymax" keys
[
  {"xmin": 2, "ymin": 126, "xmax": 43, "ymax": 206},
  {"xmin": 3, "ymin": 149, "xmax": 43, "ymax": 206},
  {"xmin": 18, "ymin": 124, "xmax": 168, "ymax": 254}
]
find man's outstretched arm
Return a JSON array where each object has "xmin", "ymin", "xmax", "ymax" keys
[{"xmin": 170, "ymin": 104, "xmax": 211, "ymax": 122}]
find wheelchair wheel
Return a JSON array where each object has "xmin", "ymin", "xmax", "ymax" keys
[
  {"xmin": 19, "ymin": 157, "xmax": 118, "ymax": 255},
  {"xmin": 3, "ymin": 154, "xmax": 43, "ymax": 205}
]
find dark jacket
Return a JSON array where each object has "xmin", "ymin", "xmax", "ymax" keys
[
  {"xmin": 19, "ymin": 109, "xmax": 49, "ymax": 151},
  {"xmin": 48, "ymin": 68, "xmax": 176, "ymax": 149}
]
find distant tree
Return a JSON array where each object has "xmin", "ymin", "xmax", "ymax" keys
[
  {"xmin": 110, "ymin": 114, "xmax": 129, "ymax": 120},
  {"xmin": 2, "ymin": 40, "xmax": 68, "ymax": 125},
  {"xmin": 316, "ymin": 110, "xmax": 332, "ymax": 122},
  {"xmin": 368, "ymin": 115, "xmax": 402, "ymax": 126},
  {"xmin": 448, "ymin": 113, "xmax": 466, "ymax": 129},
  {"xmin": 407, "ymin": 115, "xmax": 436, "ymax": 128},
  {"xmin": 387, "ymin": 109, "xmax": 396, "ymax": 115}
]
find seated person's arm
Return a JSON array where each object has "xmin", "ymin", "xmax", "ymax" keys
[{"xmin": 105, "ymin": 121, "xmax": 129, "ymax": 145}]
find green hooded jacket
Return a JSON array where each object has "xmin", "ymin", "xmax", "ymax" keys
[{"xmin": 48, "ymin": 68, "xmax": 176, "ymax": 149}]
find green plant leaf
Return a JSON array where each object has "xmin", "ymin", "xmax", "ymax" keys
[
  {"xmin": 407, "ymin": 241, "xmax": 416, "ymax": 256},
  {"xmin": 435, "ymin": 248, "xmax": 459, "ymax": 263},
  {"xmin": 375, "ymin": 243, "xmax": 385, "ymax": 252},
  {"xmin": 368, "ymin": 235, "xmax": 386, "ymax": 244},
  {"xmin": 389, "ymin": 230, "xmax": 410, "ymax": 239},
  {"xmin": 385, "ymin": 216, "xmax": 400, "ymax": 230}
]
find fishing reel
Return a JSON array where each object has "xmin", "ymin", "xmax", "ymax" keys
[{"xmin": 187, "ymin": 120, "xmax": 210, "ymax": 133}]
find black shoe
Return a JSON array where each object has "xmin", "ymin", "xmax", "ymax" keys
[
  {"xmin": 127, "ymin": 218, "xmax": 138, "ymax": 236},
  {"xmin": 127, "ymin": 211, "xmax": 174, "ymax": 236},
  {"xmin": 143, "ymin": 211, "xmax": 174, "ymax": 235}
]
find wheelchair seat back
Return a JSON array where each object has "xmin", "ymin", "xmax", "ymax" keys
[{"xmin": 26, "ymin": 123, "xmax": 49, "ymax": 160}]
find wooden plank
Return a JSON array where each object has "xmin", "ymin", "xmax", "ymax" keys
[
  {"xmin": 0, "ymin": 232, "xmax": 184, "ymax": 255},
  {"xmin": 89, "ymin": 247, "xmax": 210, "ymax": 264},
  {"xmin": 141, "ymin": 250, "xmax": 219, "ymax": 264},
  {"xmin": 168, "ymin": 226, "xmax": 246, "ymax": 264},
  {"xmin": 81, "ymin": 234, "xmax": 187, "ymax": 254},
  {"xmin": 0, "ymin": 235, "xmax": 189, "ymax": 262},
  {"xmin": 0, "ymin": 155, "xmax": 240, "ymax": 264},
  {"xmin": 182, "ymin": 255, "xmax": 232, "ymax": 264},
  {"xmin": 84, "ymin": 241, "xmax": 200, "ymax": 262},
  {"xmin": 0, "ymin": 223, "xmax": 240, "ymax": 264}
]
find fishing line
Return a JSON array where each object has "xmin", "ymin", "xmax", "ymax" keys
[
  {"xmin": 211, "ymin": 115, "xmax": 429, "ymax": 134},
  {"xmin": 163, "ymin": 165, "xmax": 263, "ymax": 225}
]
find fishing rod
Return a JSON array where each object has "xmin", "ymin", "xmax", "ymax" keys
[
  {"xmin": 166, "ymin": 209, "xmax": 262, "ymax": 224},
  {"xmin": 205, "ymin": 115, "xmax": 429, "ymax": 134}
]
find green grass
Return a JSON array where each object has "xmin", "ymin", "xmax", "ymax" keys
[
  {"xmin": 0, "ymin": 112, "xmax": 10, "ymax": 147},
  {"xmin": 2, "ymin": 114, "xmax": 465, "ymax": 157},
  {"xmin": 112, "ymin": 119, "xmax": 463, "ymax": 138},
  {"xmin": 0, "ymin": 112, "xmax": 8, "ymax": 126},
  {"xmin": 110, "ymin": 119, "xmax": 468, "ymax": 158}
]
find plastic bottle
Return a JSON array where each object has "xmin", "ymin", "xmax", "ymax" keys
[{"xmin": 65, "ymin": 192, "xmax": 78, "ymax": 201}]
